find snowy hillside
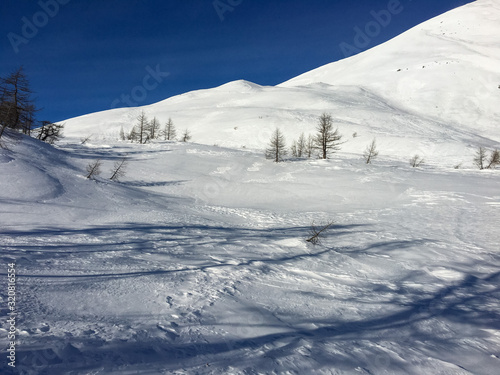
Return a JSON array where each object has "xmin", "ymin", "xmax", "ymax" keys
[
  {"xmin": 1, "ymin": 0, "xmax": 500, "ymax": 374},
  {"xmin": 61, "ymin": 0, "xmax": 500, "ymax": 167},
  {"xmin": 281, "ymin": 0, "xmax": 500, "ymax": 140}
]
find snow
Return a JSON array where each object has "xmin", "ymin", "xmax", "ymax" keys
[{"xmin": 1, "ymin": 0, "xmax": 500, "ymax": 374}]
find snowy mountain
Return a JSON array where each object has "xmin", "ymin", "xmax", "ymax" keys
[
  {"xmin": 62, "ymin": 0, "xmax": 500, "ymax": 166},
  {"xmin": 1, "ymin": 1, "xmax": 500, "ymax": 374},
  {"xmin": 281, "ymin": 0, "xmax": 500, "ymax": 139}
]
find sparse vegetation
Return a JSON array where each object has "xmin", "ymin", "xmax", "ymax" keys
[
  {"xmin": 265, "ymin": 128, "xmax": 287, "ymax": 163},
  {"xmin": 81, "ymin": 134, "xmax": 92, "ymax": 144},
  {"xmin": 314, "ymin": 113, "xmax": 343, "ymax": 159},
  {"xmin": 129, "ymin": 110, "xmax": 149, "ymax": 144},
  {"xmin": 0, "ymin": 67, "xmax": 38, "ymax": 141},
  {"xmin": 163, "ymin": 118, "xmax": 176, "ymax": 141},
  {"xmin": 109, "ymin": 157, "xmax": 128, "ymax": 181},
  {"xmin": 306, "ymin": 221, "xmax": 335, "ymax": 245},
  {"xmin": 410, "ymin": 154, "xmax": 424, "ymax": 168},
  {"xmin": 473, "ymin": 147, "xmax": 500, "ymax": 170},
  {"xmin": 363, "ymin": 138, "xmax": 379, "ymax": 164},
  {"xmin": 148, "ymin": 117, "xmax": 161, "ymax": 140},
  {"xmin": 35, "ymin": 121, "xmax": 64, "ymax": 144},
  {"xmin": 85, "ymin": 159, "xmax": 102, "ymax": 180},
  {"xmin": 119, "ymin": 126, "xmax": 126, "ymax": 141},
  {"xmin": 473, "ymin": 147, "xmax": 487, "ymax": 170},
  {"xmin": 182, "ymin": 129, "xmax": 192, "ymax": 142},
  {"xmin": 486, "ymin": 149, "xmax": 500, "ymax": 169}
]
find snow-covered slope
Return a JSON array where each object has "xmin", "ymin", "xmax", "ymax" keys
[
  {"xmin": 281, "ymin": 0, "xmax": 500, "ymax": 140},
  {"xmin": 1, "ymin": 133, "xmax": 500, "ymax": 374},
  {"xmin": 62, "ymin": 0, "xmax": 500, "ymax": 166},
  {"xmin": 2, "ymin": 1, "xmax": 500, "ymax": 374}
]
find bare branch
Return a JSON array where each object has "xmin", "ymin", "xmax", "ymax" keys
[{"xmin": 306, "ymin": 221, "xmax": 335, "ymax": 245}]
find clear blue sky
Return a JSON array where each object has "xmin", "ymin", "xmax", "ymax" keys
[{"xmin": 0, "ymin": 0, "xmax": 472, "ymax": 122}]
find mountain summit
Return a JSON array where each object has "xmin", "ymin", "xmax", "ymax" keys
[{"xmin": 281, "ymin": 0, "xmax": 500, "ymax": 139}]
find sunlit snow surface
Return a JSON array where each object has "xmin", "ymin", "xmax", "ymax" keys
[{"xmin": 1, "ymin": 0, "xmax": 500, "ymax": 373}]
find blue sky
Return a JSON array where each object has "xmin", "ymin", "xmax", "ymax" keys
[{"xmin": 0, "ymin": 0, "xmax": 472, "ymax": 122}]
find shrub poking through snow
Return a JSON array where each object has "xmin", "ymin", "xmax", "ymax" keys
[
  {"xmin": 182, "ymin": 129, "xmax": 192, "ymax": 142},
  {"xmin": 306, "ymin": 221, "xmax": 335, "ymax": 245},
  {"xmin": 81, "ymin": 134, "xmax": 92, "ymax": 144},
  {"xmin": 36, "ymin": 121, "xmax": 64, "ymax": 144},
  {"xmin": 410, "ymin": 154, "xmax": 424, "ymax": 168}
]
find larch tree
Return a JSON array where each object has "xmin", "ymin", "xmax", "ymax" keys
[
  {"xmin": 109, "ymin": 157, "xmax": 128, "ymax": 181},
  {"xmin": 486, "ymin": 149, "xmax": 500, "ymax": 169},
  {"xmin": 314, "ymin": 113, "xmax": 343, "ymax": 159},
  {"xmin": 305, "ymin": 134, "xmax": 314, "ymax": 158},
  {"xmin": 164, "ymin": 118, "xmax": 176, "ymax": 140},
  {"xmin": 0, "ymin": 66, "xmax": 38, "ymax": 140},
  {"xmin": 133, "ymin": 110, "xmax": 149, "ymax": 144},
  {"xmin": 473, "ymin": 147, "xmax": 487, "ymax": 170},
  {"xmin": 363, "ymin": 138, "xmax": 379, "ymax": 164},
  {"xmin": 297, "ymin": 132, "xmax": 306, "ymax": 157},
  {"xmin": 36, "ymin": 121, "xmax": 64, "ymax": 144},
  {"xmin": 149, "ymin": 117, "xmax": 161, "ymax": 140},
  {"xmin": 265, "ymin": 128, "xmax": 287, "ymax": 163}
]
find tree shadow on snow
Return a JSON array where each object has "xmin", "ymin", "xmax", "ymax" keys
[
  {"xmin": 2, "ymin": 222, "xmax": 499, "ymax": 374},
  {"xmin": 9, "ymin": 270, "xmax": 499, "ymax": 374}
]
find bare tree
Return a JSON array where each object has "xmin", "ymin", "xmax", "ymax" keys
[
  {"xmin": 119, "ymin": 126, "xmax": 126, "ymax": 141},
  {"xmin": 127, "ymin": 127, "xmax": 137, "ymax": 141},
  {"xmin": 265, "ymin": 128, "xmax": 287, "ymax": 163},
  {"xmin": 181, "ymin": 129, "xmax": 192, "ymax": 142},
  {"xmin": 410, "ymin": 154, "xmax": 424, "ymax": 168},
  {"xmin": 473, "ymin": 147, "xmax": 487, "ymax": 170},
  {"xmin": 131, "ymin": 111, "xmax": 149, "ymax": 144},
  {"xmin": 314, "ymin": 113, "xmax": 343, "ymax": 159},
  {"xmin": 81, "ymin": 134, "xmax": 92, "ymax": 145},
  {"xmin": 290, "ymin": 140, "xmax": 298, "ymax": 157},
  {"xmin": 109, "ymin": 157, "xmax": 128, "ymax": 181},
  {"xmin": 86, "ymin": 159, "xmax": 102, "ymax": 180},
  {"xmin": 36, "ymin": 121, "xmax": 64, "ymax": 144},
  {"xmin": 486, "ymin": 149, "xmax": 500, "ymax": 169},
  {"xmin": 0, "ymin": 66, "xmax": 38, "ymax": 140},
  {"xmin": 363, "ymin": 138, "xmax": 379, "ymax": 164},
  {"xmin": 163, "ymin": 118, "xmax": 176, "ymax": 141},
  {"xmin": 305, "ymin": 134, "xmax": 314, "ymax": 158},
  {"xmin": 297, "ymin": 132, "xmax": 306, "ymax": 157},
  {"xmin": 291, "ymin": 133, "xmax": 307, "ymax": 158},
  {"xmin": 149, "ymin": 117, "xmax": 161, "ymax": 140}
]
